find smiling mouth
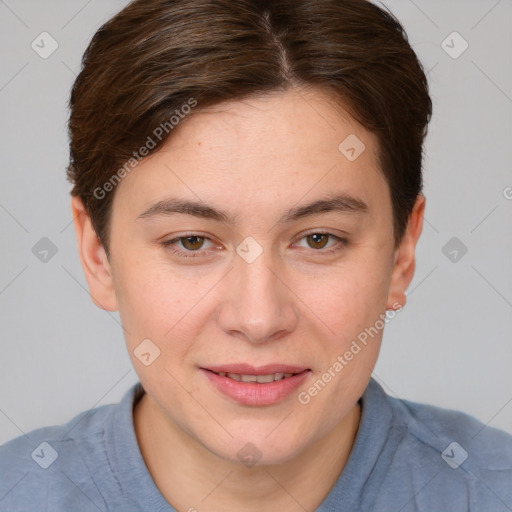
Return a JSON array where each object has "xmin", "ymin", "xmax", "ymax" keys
[
  {"xmin": 200, "ymin": 366, "xmax": 311, "ymax": 405},
  {"xmin": 207, "ymin": 370, "xmax": 302, "ymax": 383}
]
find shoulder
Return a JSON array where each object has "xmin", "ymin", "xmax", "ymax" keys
[
  {"xmin": 381, "ymin": 389, "xmax": 512, "ymax": 510},
  {"xmin": 0, "ymin": 400, "xmax": 117, "ymax": 511},
  {"xmin": 390, "ymin": 394, "xmax": 512, "ymax": 469}
]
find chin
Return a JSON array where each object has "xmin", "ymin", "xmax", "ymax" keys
[{"xmin": 207, "ymin": 427, "xmax": 309, "ymax": 468}]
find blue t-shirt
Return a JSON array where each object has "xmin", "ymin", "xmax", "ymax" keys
[{"xmin": 1, "ymin": 378, "xmax": 511, "ymax": 511}]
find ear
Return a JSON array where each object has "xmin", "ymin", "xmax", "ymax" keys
[
  {"xmin": 71, "ymin": 196, "xmax": 118, "ymax": 312},
  {"xmin": 386, "ymin": 194, "xmax": 425, "ymax": 310}
]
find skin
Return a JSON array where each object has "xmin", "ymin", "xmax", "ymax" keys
[{"xmin": 72, "ymin": 86, "xmax": 424, "ymax": 511}]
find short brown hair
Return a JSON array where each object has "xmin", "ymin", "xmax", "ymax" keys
[{"xmin": 66, "ymin": 0, "xmax": 432, "ymax": 256}]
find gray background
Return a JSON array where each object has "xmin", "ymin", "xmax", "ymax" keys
[{"xmin": 0, "ymin": 0, "xmax": 511, "ymax": 446}]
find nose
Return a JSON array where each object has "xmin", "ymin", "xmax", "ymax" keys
[{"xmin": 216, "ymin": 246, "xmax": 299, "ymax": 344}]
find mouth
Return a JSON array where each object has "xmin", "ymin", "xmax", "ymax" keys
[
  {"xmin": 202, "ymin": 364, "xmax": 310, "ymax": 381},
  {"xmin": 211, "ymin": 371, "xmax": 299, "ymax": 383},
  {"xmin": 199, "ymin": 364, "xmax": 311, "ymax": 406}
]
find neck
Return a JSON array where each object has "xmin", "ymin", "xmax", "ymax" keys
[{"xmin": 133, "ymin": 392, "xmax": 361, "ymax": 512}]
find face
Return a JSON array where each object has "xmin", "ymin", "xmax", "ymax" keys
[{"xmin": 74, "ymin": 86, "xmax": 423, "ymax": 465}]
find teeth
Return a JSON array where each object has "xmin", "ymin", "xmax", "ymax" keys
[
  {"xmin": 256, "ymin": 374, "xmax": 274, "ymax": 383},
  {"xmin": 217, "ymin": 372, "xmax": 296, "ymax": 382}
]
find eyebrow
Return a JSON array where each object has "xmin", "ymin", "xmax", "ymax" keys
[{"xmin": 136, "ymin": 193, "xmax": 369, "ymax": 225}]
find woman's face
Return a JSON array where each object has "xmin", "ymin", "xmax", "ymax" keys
[{"xmin": 94, "ymin": 87, "xmax": 410, "ymax": 465}]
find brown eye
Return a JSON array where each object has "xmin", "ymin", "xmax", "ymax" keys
[
  {"xmin": 294, "ymin": 231, "xmax": 348, "ymax": 256},
  {"xmin": 161, "ymin": 232, "xmax": 218, "ymax": 259},
  {"xmin": 180, "ymin": 235, "xmax": 205, "ymax": 251},
  {"xmin": 306, "ymin": 233, "xmax": 330, "ymax": 249}
]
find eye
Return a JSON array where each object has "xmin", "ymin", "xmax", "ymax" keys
[
  {"xmin": 161, "ymin": 232, "xmax": 218, "ymax": 258},
  {"xmin": 294, "ymin": 231, "xmax": 348, "ymax": 254}
]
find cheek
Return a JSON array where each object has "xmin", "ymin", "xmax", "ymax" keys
[
  {"xmin": 113, "ymin": 256, "xmax": 220, "ymax": 356},
  {"xmin": 303, "ymin": 253, "xmax": 392, "ymax": 339}
]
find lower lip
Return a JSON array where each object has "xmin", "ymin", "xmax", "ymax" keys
[{"xmin": 200, "ymin": 369, "xmax": 311, "ymax": 406}]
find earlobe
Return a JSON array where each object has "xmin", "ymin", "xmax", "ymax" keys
[
  {"xmin": 386, "ymin": 195, "xmax": 425, "ymax": 310},
  {"xmin": 71, "ymin": 196, "xmax": 118, "ymax": 312}
]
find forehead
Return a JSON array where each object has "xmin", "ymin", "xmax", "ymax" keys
[
  {"xmin": 166, "ymin": 87, "xmax": 375, "ymax": 165},
  {"xmin": 112, "ymin": 87, "xmax": 387, "ymax": 222}
]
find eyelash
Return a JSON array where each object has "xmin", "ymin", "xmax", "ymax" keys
[{"xmin": 160, "ymin": 230, "xmax": 349, "ymax": 259}]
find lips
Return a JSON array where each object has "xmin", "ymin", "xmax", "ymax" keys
[
  {"xmin": 204, "ymin": 363, "xmax": 309, "ymax": 375},
  {"xmin": 200, "ymin": 364, "xmax": 311, "ymax": 406},
  {"xmin": 216, "ymin": 372, "xmax": 295, "ymax": 383}
]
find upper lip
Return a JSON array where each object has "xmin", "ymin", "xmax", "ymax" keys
[{"xmin": 202, "ymin": 364, "xmax": 310, "ymax": 375}]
